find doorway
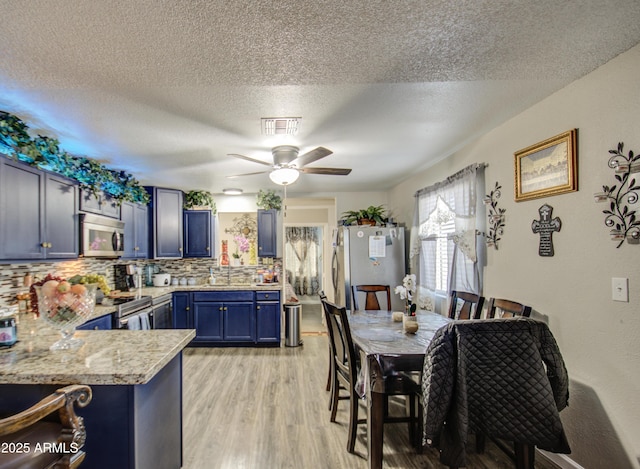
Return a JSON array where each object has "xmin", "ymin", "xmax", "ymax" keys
[{"xmin": 284, "ymin": 225, "xmax": 325, "ymax": 334}]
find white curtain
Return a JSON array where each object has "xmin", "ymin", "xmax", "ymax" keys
[
  {"xmin": 409, "ymin": 163, "xmax": 485, "ymax": 310},
  {"xmin": 285, "ymin": 227, "xmax": 321, "ymax": 297}
]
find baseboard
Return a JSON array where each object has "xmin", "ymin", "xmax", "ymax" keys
[{"xmin": 538, "ymin": 449, "xmax": 584, "ymax": 469}]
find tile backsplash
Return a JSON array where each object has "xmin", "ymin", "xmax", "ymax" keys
[{"xmin": 0, "ymin": 257, "xmax": 281, "ymax": 306}]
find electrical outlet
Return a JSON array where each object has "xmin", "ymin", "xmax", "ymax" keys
[
  {"xmin": 185, "ymin": 264, "xmax": 192, "ymax": 272},
  {"xmin": 612, "ymin": 277, "xmax": 629, "ymax": 302}
]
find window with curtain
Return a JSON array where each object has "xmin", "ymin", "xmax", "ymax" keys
[{"xmin": 409, "ymin": 163, "xmax": 485, "ymax": 312}]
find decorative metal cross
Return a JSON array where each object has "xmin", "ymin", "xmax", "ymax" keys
[{"xmin": 531, "ymin": 204, "xmax": 561, "ymax": 256}]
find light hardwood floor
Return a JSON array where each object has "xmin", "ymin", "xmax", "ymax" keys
[{"xmin": 182, "ymin": 337, "xmax": 560, "ymax": 469}]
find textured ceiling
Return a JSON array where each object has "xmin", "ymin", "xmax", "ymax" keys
[{"xmin": 1, "ymin": 0, "xmax": 639, "ymax": 194}]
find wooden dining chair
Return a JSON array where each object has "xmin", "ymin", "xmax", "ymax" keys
[
  {"xmin": 447, "ymin": 290, "xmax": 485, "ymax": 320},
  {"xmin": 486, "ymin": 297, "xmax": 532, "ymax": 318},
  {"xmin": 319, "ymin": 291, "xmax": 333, "ymax": 396},
  {"xmin": 0, "ymin": 384, "xmax": 92, "ymax": 469},
  {"xmin": 321, "ymin": 297, "xmax": 420, "ymax": 453},
  {"xmin": 351, "ymin": 284, "xmax": 391, "ymax": 310}
]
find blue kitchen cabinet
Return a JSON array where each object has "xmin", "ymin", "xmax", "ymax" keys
[
  {"xmin": 257, "ymin": 209, "xmax": 278, "ymax": 257},
  {"xmin": 79, "ymin": 189, "xmax": 120, "ymax": 219},
  {"xmin": 172, "ymin": 290, "xmax": 279, "ymax": 347},
  {"xmin": 120, "ymin": 201, "xmax": 148, "ymax": 259},
  {"xmin": 145, "ymin": 186, "xmax": 183, "ymax": 259},
  {"xmin": 192, "ymin": 301, "xmax": 224, "ymax": 342},
  {"xmin": 172, "ymin": 292, "xmax": 192, "ymax": 329},
  {"xmin": 224, "ymin": 301, "xmax": 255, "ymax": 342},
  {"xmin": 256, "ymin": 290, "xmax": 281, "ymax": 343},
  {"xmin": 77, "ymin": 313, "xmax": 113, "ymax": 330},
  {"xmin": 0, "ymin": 157, "xmax": 78, "ymax": 260},
  {"xmin": 183, "ymin": 210, "xmax": 214, "ymax": 258},
  {"xmin": 44, "ymin": 174, "xmax": 79, "ymax": 259}
]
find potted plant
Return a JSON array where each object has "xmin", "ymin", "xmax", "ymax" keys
[
  {"xmin": 184, "ymin": 190, "xmax": 216, "ymax": 212},
  {"xmin": 256, "ymin": 189, "xmax": 282, "ymax": 211},
  {"xmin": 340, "ymin": 205, "xmax": 387, "ymax": 226}
]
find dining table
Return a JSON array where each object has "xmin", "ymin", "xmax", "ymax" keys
[{"xmin": 348, "ymin": 309, "xmax": 452, "ymax": 469}]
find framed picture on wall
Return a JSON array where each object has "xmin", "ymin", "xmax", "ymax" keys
[{"xmin": 514, "ymin": 129, "xmax": 578, "ymax": 202}]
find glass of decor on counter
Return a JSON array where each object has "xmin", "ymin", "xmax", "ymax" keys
[{"xmin": 33, "ymin": 280, "xmax": 96, "ymax": 351}]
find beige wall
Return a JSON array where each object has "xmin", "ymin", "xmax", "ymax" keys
[{"xmin": 390, "ymin": 45, "xmax": 640, "ymax": 468}]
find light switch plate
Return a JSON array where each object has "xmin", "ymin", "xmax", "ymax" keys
[{"xmin": 612, "ymin": 277, "xmax": 629, "ymax": 302}]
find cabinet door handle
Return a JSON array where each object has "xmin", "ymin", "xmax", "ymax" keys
[
  {"xmin": 185, "ymin": 307, "xmax": 190, "ymax": 311},
  {"xmin": 179, "ymin": 247, "xmax": 183, "ymax": 252},
  {"xmin": 223, "ymin": 307, "xmax": 228, "ymax": 311},
  {"xmin": 257, "ymin": 306, "xmax": 260, "ymax": 310},
  {"xmin": 265, "ymin": 294, "xmax": 269, "ymax": 298},
  {"xmin": 219, "ymin": 307, "xmax": 223, "ymax": 311},
  {"xmin": 41, "ymin": 242, "xmax": 47, "ymax": 248}
]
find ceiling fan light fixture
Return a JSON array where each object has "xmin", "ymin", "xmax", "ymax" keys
[
  {"xmin": 269, "ymin": 167, "xmax": 299, "ymax": 185},
  {"xmin": 222, "ymin": 188, "xmax": 243, "ymax": 195},
  {"xmin": 261, "ymin": 117, "xmax": 300, "ymax": 136}
]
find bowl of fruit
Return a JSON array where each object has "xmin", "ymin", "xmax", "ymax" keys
[{"xmin": 32, "ymin": 274, "xmax": 99, "ymax": 350}]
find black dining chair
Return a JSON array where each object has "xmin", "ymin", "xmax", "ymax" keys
[
  {"xmin": 447, "ymin": 290, "xmax": 485, "ymax": 320},
  {"xmin": 321, "ymin": 297, "xmax": 420, "ymax": 453},
  {"xmin": 319, "ymin": 291, "xmax": 333, "ymax": 398},
  {"xmin": 351, "ymin": 284, "xmax": 391, "ymax": 310}
]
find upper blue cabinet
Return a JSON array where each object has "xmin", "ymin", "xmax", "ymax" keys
[
  {"xmin": 79, "ymin": 189, "xmax": 120, "ymax": 219},
  {"xmin": 0, "ymin": 157, "xmax": 78, "ymax": 260},
  {"xmin": 145, "ymin": 187, "xmax": 184, "ymax": 259},
  {"xmin": 257, "ymin": 209, "xmax": 277, "ymax": 258},
  {"xmin": 120, "ymin": 201, "xmax": 149, "ymax": 259},
  {"xmin": 184, "ymin": 210, "xmax": 215, "ymax": 258}
]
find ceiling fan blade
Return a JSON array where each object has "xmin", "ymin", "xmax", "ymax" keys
[
  {"xmin": 292, "ymin": 147, "xmax": 333, "ymax": 167},
  {"xmin": 228, "ymin": 153, "xmax": 273, "ymax": 167},
  {"xmin": 226, "ymin": 171, "xmax": 269, "ymax": 179},
  {"xmin": 300, "ymin": 167, "xmax": 352, "ymax": 175}
]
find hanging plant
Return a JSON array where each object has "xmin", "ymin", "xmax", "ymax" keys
[
  {"xmin": 0, "ymin": 111, "xmax": 149, "ymax": 205},
  {"xmin": 184, "ymin": 190, "xmax": 217, "ymax": 213},
  {"xmin": 256, "ymin": 189, "xmax": 282, "ymax": 210}
]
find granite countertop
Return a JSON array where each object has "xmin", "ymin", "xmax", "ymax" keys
[
  {"xmin": 0, "ymin": 314, "xmax": 195, "ymax": 385},
  {"xmin": 138, "ymin": 283, "xmax": 282, "ymax": 299}
]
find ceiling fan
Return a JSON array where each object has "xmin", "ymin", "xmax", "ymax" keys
[{"xmin": 227, "ymin": 145, "xmax": 352, "ymax": 185}]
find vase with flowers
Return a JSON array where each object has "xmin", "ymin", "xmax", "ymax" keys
[
  {"xmin": 233, "ymin": 235, "xmax": 250, "ymax": 266},
  {"xmin": 395, "ymin": 274, "xmax": 418, "ymax": 333}
]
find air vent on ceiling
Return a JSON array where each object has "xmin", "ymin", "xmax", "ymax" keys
[{"xmin": 261, "ymin": 117, "xmax": 300, "ymax": 136}]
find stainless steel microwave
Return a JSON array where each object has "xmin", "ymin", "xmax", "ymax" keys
[{"xmin": 80, "ymin": 213, "xmax": 125, "ymax": 258}]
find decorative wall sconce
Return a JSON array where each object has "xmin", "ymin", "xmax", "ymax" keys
[
  {"xmin": 594, "ymin": 142, "xmax": 640, "ymax": 248},
  {"xmin": 483, "ymin": 181, "xmax": 506, "ymax": 249}
]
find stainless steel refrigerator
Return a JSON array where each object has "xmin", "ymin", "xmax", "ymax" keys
[{"xmin": 331, "ymin": 225, "xmax": 406, "ymax": 311}]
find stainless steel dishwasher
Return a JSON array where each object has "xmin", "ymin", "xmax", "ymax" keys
[{"xmin": 150, "ymin": 293, "xmax": 173, "ymax": 329}]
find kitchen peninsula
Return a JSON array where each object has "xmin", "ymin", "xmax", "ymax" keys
[{"xmin": 0, "ymin": 318, "xmax": 194, "ymax": 469}]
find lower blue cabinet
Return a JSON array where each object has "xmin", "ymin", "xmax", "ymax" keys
[
  {"xmin": 78, "ymin": 313, "xmax": 113, "ymax": 331},
  {"xmin": 172, "ymin": 290, "xmax": 280, "ymax": 346},
  {"xmin": 192, "ymin": 301, "xmax": 223, "ymax": 342}
]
